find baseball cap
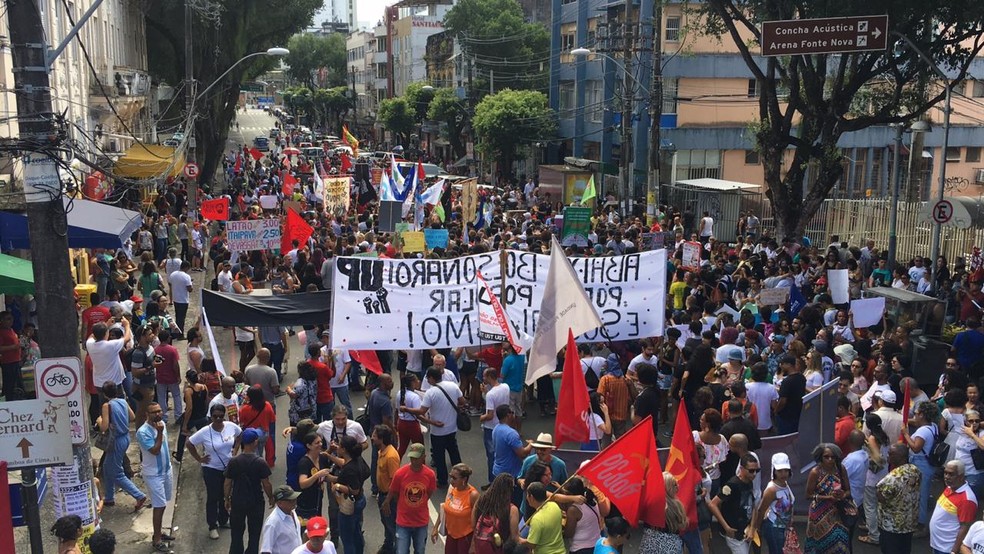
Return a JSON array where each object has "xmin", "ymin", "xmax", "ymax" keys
[
  {"xmin": 273, "ymin": 485, "xmax": 301, "ymax": 501},
  {"xmin": 240, "ymin": 428, "xmax": 260, "ymax": 445},
  {"xmin": 874, "ymin": 389, "xmax": 897, "ymax": 405},
  {"xmin": 727, "ymin": 349, "xmax": 743, "ymax": 361},
  {"xmin": 772, "ymin": 453, "xmax": 791, "ymax": 472},
  {"xmin": 406, "ymin": 443, "xmax": 426, "ymax": 459},
  {"xmin": 306, "ymin": 516, "xmax": 329, "ymax": 538}
]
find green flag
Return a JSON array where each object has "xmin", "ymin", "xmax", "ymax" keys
[
  {"xmin": 581, "ymin": 175, "xmax": 596, "ymax": 205},
  {"xmin": 434, "ymin": 203, "xmax": 446, "ymax": 222}
]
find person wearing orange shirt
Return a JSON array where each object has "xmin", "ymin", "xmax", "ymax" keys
[{"xmin": 432, "ymin": 463, "xmax": 480, "ymax": 554}]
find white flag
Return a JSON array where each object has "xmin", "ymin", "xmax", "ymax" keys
[
  {"xmin": 419, "ymin": 179, "xmax": 446, "ymax": 206},
  {"xmin": 476, "ymin": 271, "xmax": 531, "ymax": 354},
  {"xmin": 199, "ymin": 306, "xmax": 227, "ymax": 376},
  {"xmin": 524, "ymin": 234, "xmax": 603, "ymax": 385}
]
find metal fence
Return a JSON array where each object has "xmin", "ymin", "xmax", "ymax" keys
[{"xmin": 758, "ymin": 198, "xmax": 984, "ymax": 264}]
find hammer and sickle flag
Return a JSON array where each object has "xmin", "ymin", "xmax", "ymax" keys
[{"xmin": 665, "ymin": 400, "xmax": 701, "ymax": 527}]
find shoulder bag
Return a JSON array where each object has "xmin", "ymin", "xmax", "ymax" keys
[
  {"xmin": 435, "ymin": 382, "xmax": 471, "ymax": 432},
  {"xmin": 928, "ymin": 424, "xmax": 950, "ymax": 467}
]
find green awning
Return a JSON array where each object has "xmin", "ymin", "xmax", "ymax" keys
[{"xmin": 0, "ymin": 253, "xmax": 34, "ymax": 295}]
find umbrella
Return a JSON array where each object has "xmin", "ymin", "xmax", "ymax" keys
[{"xmin": 283, "ymin": 147, "xmax": 301, "ymax": 156}]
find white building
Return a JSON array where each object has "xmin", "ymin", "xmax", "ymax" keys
[
  {"xmin": 390, "ymin": 6, "xmax": 452, "ymax": 96},
  {"xmin": 316, "ymin": 0, "xmax": 358, "ymax": 32},
  {"xmin": 346, "ymin": 30, "xmax": 374, "ymax": 132}
]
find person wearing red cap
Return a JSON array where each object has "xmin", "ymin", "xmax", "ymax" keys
[{"xmin": 289, "ymin": 516, "xmax": 336, "ymax": 554}]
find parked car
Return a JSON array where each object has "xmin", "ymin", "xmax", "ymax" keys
[
  {"xmin": 253, "ymin": 136, "xmax": 270, "ymax": 152},
  {"xmin": 269, "ymin": 128, "xmax": 280, "ymax": 138}
]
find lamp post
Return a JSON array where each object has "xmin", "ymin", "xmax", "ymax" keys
[
  {"xmin": 888, "ymin": 120, "xmax": 929, "ymax": 269},
  {"xmin": 571, "ymin": 47, "xmax": 634, "ymax": 216},
  {"xmin": 188, "ymin": 47, "xmax": 288, "ymax": 215},
  {"xmin": 893, "ymin": 32, "xmax": 952, "ymax": 290}
]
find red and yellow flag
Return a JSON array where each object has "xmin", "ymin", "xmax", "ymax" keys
[{"xmin": 342, "ymin": 125, "xmax": 359, "ymax": 156}]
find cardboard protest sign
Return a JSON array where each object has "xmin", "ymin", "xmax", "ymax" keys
[
  {"xmin": 561, "ymin": 206, "xmax": 592, "ymax": 247},
  {"xmin": 226, "ymin": 219, "xmax": 280, "ymax": 251},
  {"xmin": 424, "ymin": 228, "xmax": 450, "ymax": 250},
  {"xmin": 758, "ymin": 287, "xmax": 790, "ymax": 306},
  {"xmin": 323, "ymin": 176, "xmax": 351, "ymax": 217},
  {"xmin": 681, "ymin": 241, "xmax": 702, "ymax": 270},
  {"xmin": 401, "ymin": 231, "xmax": 425, "ymax": 253}
]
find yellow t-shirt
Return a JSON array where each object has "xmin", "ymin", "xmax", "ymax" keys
[
  {"xmin": 670, "ymin": 280, "xmax": 688, "ymax": 310},
  {"xmin": 376, "ymin": 444, "xmax": 400, "ymax": 494},
  {"xmin": 527, "ymin": 502, "xmax": 566, "ymax": 554}
]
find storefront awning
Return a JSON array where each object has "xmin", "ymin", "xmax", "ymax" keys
[
  {"xmin": 114, "ymin": 144, "xmax": 184, "ymax": 179},
  {"xmin": 676, "ymin": 178, "xmax": 760, "ymax": 191},
  {"xmin": 0, "ymin": 253, "xmax": 34, "ymax": 295},
  {"xmin": 0, "ymin": 198, "xmax": 143, "ymax": 250}
]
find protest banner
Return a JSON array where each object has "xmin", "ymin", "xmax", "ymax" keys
[
  {"xmin": 561, "ymin": 206, "xmax": 592, "ymax": 247},
  {"xmin": 370, "ymin": 167, "xmax": 383, "ymax": 186},
  {"xmin": 226, "ymin": 218, "xmax": 280, "ymax": 251},
  {"xmin": 330, "ymin": 249, "xmax": 667, "ymax": 349},
  {"xmin": 402, "ymin": 231, "xmax": 425, "ymax": 253},
  {"xmin": 424, "ymin": 228, "xmax": 450, "ymax": 250},
  {"xmin": 323, "ymin": 176, "xmax": 351, "ymax": 217},
  {"xmin": 758, "ymin": 287, "xmax": 790, "ymax": 306},
  {"xmin": 681, "ymin": 241, "xmax": 702, "ymax": 270},
  {"xmin": 201, "ymin": 197, "xmax": 229, "ymax": 220}
]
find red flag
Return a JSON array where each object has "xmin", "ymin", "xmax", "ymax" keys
[
  {"xmin": 282, "ymin": 173, "xmax": 298, "ymax": 196},
  {"xmin": 281, "ymin": 208, "xmax": 313, "ymax": 253},
  {"xmin": 233, "ymin": 154, "xmax": 242, "ymax": 173},
  {"xmin": 350, "ymin": 350, "xmax": 383, "ymax": 376},
  {"xmin": 282, "ymin": 156, "xmax": 291, "ymax": 169},
  {"xmin": 200, "ymin": 197, "xmax": 229, "ymax": 221},
  {"xmin": 249, "ymin": 147, "xmax": 263, "ymax": 161},
  {"xmin": 554, "ymin": 329, "xmax": 591, "ymax": 446},
  {"xmin": 665, "ymin": 401, "xmax": 701, "ymax": 528},
  {"xmin": 578, "ymin": 416, "xmax": 665, "ymax": 527},
  {"xmin": 236, "ymin": 194, "xmax": 247, "ymax": 215},
  {"xmin": 340, "ymin": 154, "xmax": 352, "ymax": 173},
  {"xmin": 900, "ymin": 379, "xmax": 911, "ymax": 441},
  {"xmin": 417, "ymin": 161, "xmax": 425, "ymax": 181}
]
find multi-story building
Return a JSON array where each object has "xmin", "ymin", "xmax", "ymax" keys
[
  {"xmin": 0, "ymin": 0, "xmax": 152, "ymax": 196},
  {"xmin": 551, "ymin": 0, "xmax": 984, "ymax": 208},
  {"xmin": 315, "ymin": 0, "xmax": 358, "ymax": 34},
  {"xmin": 347, "ymin": 30, "xmax": 374, "ymax": 136},
  {"xmin": 388, "ymin": 3, "xmax": 452, "ymax": 96}
]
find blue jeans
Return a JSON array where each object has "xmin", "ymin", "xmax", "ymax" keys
[
  {"xmin": 337, "ymin": 495, "xmax": 366, "ymax": 554},
  {"xmin": 264, "ymin": 343, "xmax": 285, "ymax": 377},
  {"xmin": 370, "ymin": 443, "xmax": 379, "ymax": 494},
  {"xmin": 911, "ymin": 454, "xmax": 934, "ymax": 525},
  {"xmin": 102, "ymin": 437, "xmax": 145, "ymax": 503},
  {"xmin": 377, "ymin": 494, "xmax": 396, "ymax": 551},
  {"xmin": 396, "ymin": 525, "xmax": 427, "ymax": 554},
  {"xmin": 316, "ymin": 401, "xmax": 334, "ymax": 423},
  {"xmin": 681, "ymin": 528, "xmax": 703, "ymax": 554},
  {"xmin": 332, "ymin": 386, "xmax": 352, "ymax": 417},
  {"xmin": 761, "ymin": 519, "xmax": 786, "ymax": 554},
  {"xmin": 483, "ymin": 427, "xmax": 495, "ymax": 483},
  {"xmin": 968, "ymin": 472, "xmax": 984, "ymax": 503}
]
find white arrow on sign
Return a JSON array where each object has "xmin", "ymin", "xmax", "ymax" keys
[{"xmin": 872, "ymin": 27, "xmax": 882, "ymax": 39}]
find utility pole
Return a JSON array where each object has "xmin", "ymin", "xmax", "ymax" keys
[
  {"xmin": 646, "ymin": 0, "xmax": 663, "ymax": 227},
  {"xmin": 619, "ymin": 0, "xmax": 633, "ymax": 217},
  {"xmin": 888, "ymin": 123, "xmax": 904, "ymax": 269},
  {"xmin": 8, "ymin": 2, "xmax": 89, "ymax": 552},
  {"xmin": 185, "ymin": 0, "xmax": 198, "ymax": 216}
]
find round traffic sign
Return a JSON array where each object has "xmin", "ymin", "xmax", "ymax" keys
[
  {"xmin": 38, "ymin": 363, "xmax": 78, "ymax": 398},
  {"xmin": 183, "ymin": 162, "xmax": 200, "ymax": 179},
  {"xmin": 932, "ymin": 200, "xmax": 954, "ymax": 224}
]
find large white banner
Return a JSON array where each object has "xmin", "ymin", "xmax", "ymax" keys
[
  {"xmin": 330, "ymin": 249, "xmax": 666, "ymax": 350},
  {"xmin": 226, "ymin": 218, "xmax": 281, "ymax": 251}
]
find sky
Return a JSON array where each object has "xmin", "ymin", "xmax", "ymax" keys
[{"xmin": 313, "ymin": 0, "xmax": 392, "ymax": 31}]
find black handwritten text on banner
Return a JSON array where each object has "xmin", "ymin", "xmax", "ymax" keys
[{"xmin": 329, "ymin": 249, "xmax": 666, "ymax": 349}]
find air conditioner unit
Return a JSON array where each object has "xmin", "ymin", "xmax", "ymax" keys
[{"xmin": 975, "ymin": 168, "xmax": 984, "ymax": 185}]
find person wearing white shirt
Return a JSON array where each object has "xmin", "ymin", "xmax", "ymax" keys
[
  {"xmin": 321, "ymin": 341, "xmax": 352, "ymax": 417},
  {"xmin": 420, "ymin": 354, "xmax": 458, "ymax": 391},
  {"xmin": 480, "ymin": 368, "xmax": 511, "ymax": 483},
  {"xmin": 627, "ymin": 342, "xmax": 658, "ymax": 377},
  {"xmin": 86, "ymin": 319, "xmax": 132, "ymax": 388},
  {"xmin": 186, "ymin": 405, "xmax": 241, "ymax": 538},
  {"xmin": 405, "ymin": 367, "xmax": 464, "ymax": 486},
  {"xmin": 316, "ymin": 405, "xmax": 368, "ymax": 453},
  {"xmin": 259, "ymin": 486, "xmax": 304, "ymax": 554},
  {"xmin": 168, "ymin": 260, "xmax": 194, "ymax": 336},
  {"xmin": 217, "ymin": 262, "xmax": 234, "ymax": 293}
]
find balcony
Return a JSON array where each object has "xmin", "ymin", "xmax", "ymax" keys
[
  {"xmin": 373, "ymin": 51, "xmax": 387, "ymax": 64},
  {"xmin": 90, "ymin": 67, "xmax": 150, "ymax": 98}
]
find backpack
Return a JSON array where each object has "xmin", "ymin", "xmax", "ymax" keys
[
  {"xmin": 928, "ymin": 425, "xmax": 950, "ymax": 467},
  {"xmin": 582, "ymin": 359, "xmax": 600, "ymax": 390},
  {"xmin": 210, "ymin": 277, "xmax": 220, "ymax": 291}
]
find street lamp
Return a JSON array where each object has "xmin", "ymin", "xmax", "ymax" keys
[
  {"xmin": 196, "ymin": 47, "xmax": 290, "ymax": 101},
  {"xmin": 888, "ymin": 120, "xmax": 929, "ymax": 269},
  {"xmin": 571, "ymin": 47, "xmax": 633, "ymax": 215},
  {"xmin": 893, "ymin": 32, "xmax": 952, "ymax": 290}
]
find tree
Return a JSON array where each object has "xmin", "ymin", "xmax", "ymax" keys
[
  {"xmin": 285, "ymin": 33, "xmax": 347, "ymax": 89},
  {"xmin": 699, "ymin": 0, "xmax": 984, "ymax": 239},
  {"xmin": 142, "ymin": 0, "xmax": 320, "ymax": 185},
  {"xmin": 443, "ymin": 0, "xmax": 550, "ymax": 99},
  {"xmin": 377, "ymin": 97, "xmax": 416, "ymax": 145},
  {"xmin": 404, "ymin": 83, "xmax": 437, "ymax": 122},
  {"xmin": 314, "ymin": 86, "xmax": 353, "ymax": 133},
  {"xmin": 472, "ymin": 89, "xmax": 556, "ymax": 175},
  {"xmin": 428, "ymin": 88, "xmax": 470, "ymax": 160}
]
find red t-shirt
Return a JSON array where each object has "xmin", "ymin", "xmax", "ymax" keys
[
  {"xmin": 0, "ymin": 328, "xmax": 20, "ymax": 364},
  {"xmin": 390, "ymin": 464, "xmax": 437, "ymax": 528},
  {"xmin": 311, "ymin": 359, "xmax": 335, "ymax": 404},
  {"xmin": 81, "ymin": 305, "xmax": 111, "ymax": 340},
  {"xmin": 239, "ymin": 401, "xmax": 276, "ymax": 432},
  {"xmin": 153, "ymin": 343, "xmax": 181, "ymax": 385}
]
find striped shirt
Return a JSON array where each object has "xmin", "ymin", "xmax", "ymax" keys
[{"xmin": 597, "ymin": 374, "xmax": 631, "ymax": 421}]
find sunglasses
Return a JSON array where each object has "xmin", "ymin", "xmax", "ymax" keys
[
  {"xmin": 969, "ymin": 420, "xmax": 981, "ymax": 423},
  {"xmin": 744, "ymin": 467, "xmax": 760, "ymax": 474}
]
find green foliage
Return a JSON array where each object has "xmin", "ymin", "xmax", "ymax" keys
[
  {"xmin": 285, "ymin": 33, "xmax": 348, "ymax": 88},
  {"xmin": 377, "ymin": 97, "xmax": 416, "ymax": 144},
  {"xmin": 143, "ymin": 0, "xmax": 321, "ymax": 184},
  {"xmin": 698, "ymin": 0, "xmax": 984, "ymax": 238},
  {"xmin": 405, "ymin": 83, "xmax": 437, "ymax": 121},
  {"xmin": 443, "ymin": 0, "xmax": 550, "ymax": 98},
  {"xmin": 427, "ymin": 88, "xmax": 470, "ymax": 159},
  {"xmin": 472, "ymin": 89, "xmax": 555, "ymax": 171}
]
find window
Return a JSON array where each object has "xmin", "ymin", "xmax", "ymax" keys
[
  {"xmin": 946, "ymin": 147, "xmax": 961, "ymax": 162},
  {"xmin": 559, "ymin": 81, "xmax": 575, "ymax": 114},
  {"xmin": 675, "ymin": 150, "xmax": 722, "ymax": 181},
  {"xmin": 747, "ymin": 79, "xmax": 759, "ymax": 98},
  {"xmin": 665, "ymin": 16, "xmax": 681, "ymax": 42},
  {"xmin": 973, "ymin": 80, "xmax": 984, "ymax": 98},
  {"xmin": 662, "ymin": 78, "xmax": 678, "ymax": 114},
  {"xmin": 586, "ymin": 80, "xmax": 602, "ymax": 122},
  {"xmin": 968, "ymin": 147, "xmax": 982, "ymax": 163},
  {"xmin": 561, "ymin": 33, "xmax": 575, "ymax": 52},
  {"xmin": 744, "ymin": 150, "xmax": 760, "ymax": 165}
]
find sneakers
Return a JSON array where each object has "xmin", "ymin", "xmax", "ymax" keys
[{"xmin": 209, "ymin": 529, "xmax": 219, "ymax": 540}]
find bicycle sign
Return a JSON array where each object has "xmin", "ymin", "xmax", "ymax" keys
[{"xmin": 35, "ymin": 357, "xmax": 86, "ymax": 445}]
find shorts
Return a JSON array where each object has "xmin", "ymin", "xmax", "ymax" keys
[
  {"xmin": 144, "ymin": 472, "xmax": 174, "ymax": 508},
  {"xmin": 657, "ymin": 372, "xmax": 673, "ymax": 390},
  {"xmin": 509, "ymin": 391, "xmax": 524, "ymax": 417}
]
